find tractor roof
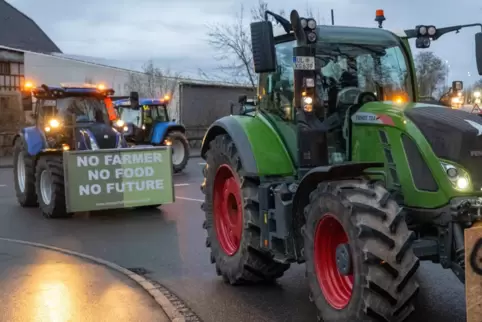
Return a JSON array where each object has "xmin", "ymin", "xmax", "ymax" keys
[
  {"xmin": 113, "ymin": 98, "xmax": 168, "ymax": 107},
  {"xmin": 28, "ymin": 83, "xmax": 115, "ymax": 99},
  {"xmin": 273, "ymin": 24, "xmax": 401, "ymax": 45}
]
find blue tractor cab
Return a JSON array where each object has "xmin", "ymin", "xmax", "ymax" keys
[
  {"xmin": 112, "ymin": 92, "xmax": 189, "ymax": 173},
  {"xmin": 12, "ymin": 83, "xmax": 128, "ymax": 218}
]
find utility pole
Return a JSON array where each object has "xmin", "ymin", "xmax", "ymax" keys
[{"xmin": 331, "ymin": 9, "xmax": 334, "ymax": 25}]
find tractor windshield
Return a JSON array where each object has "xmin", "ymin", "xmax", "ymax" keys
[
  {"xmin": 316, "ymin": 42, "xmax": 412, "ymax": 103},
  {"xmin": 56, "ymin": 97, "xmax": 110, "ymax": 124},
  {"xmin": 119, "ymin": 105, "xmax": 168, "ymax": 127},
  {"xmin": 259, "ymin": 39, "xmax": 412, "ymax": 123},
  {"xmin": 144, "ymin": 105, "xmax": 168, "ymax": 122}
]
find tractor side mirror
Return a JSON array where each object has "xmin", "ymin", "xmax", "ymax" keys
[
  {"xmin": 250, "ymin": 21, "xmax": 276, "ymax": 73},
  {"xmin": 452, "ymin": 80, "xmax": 463, "ymax": 91},
  {"xmin": 475, "ymin": 33, "xmax": 482, "ymax": 75},
  {"xmin": 130, "ymin": 91, "xmax": 139, "ymax": 108}
]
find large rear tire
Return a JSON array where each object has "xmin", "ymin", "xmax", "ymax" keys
[
  {"xmin": 168, "ymin": 131, "xmax": 189, "ymax": 173},
  {"xmin": 201, "ymin": 135, "xmax": 290, "ymax": 284},
  {"xmin": 303, "ymin": 180, "xmax": 419, "ymax": 322},
  {"xmin": 35, "ymin": 156, "xmax": 72, "ymax": 219},
  {"xmin": 13, "ymin": 138, "xmax": 38, "ymax": 207}
]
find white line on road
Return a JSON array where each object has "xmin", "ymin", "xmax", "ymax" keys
[
  {"xmin": 0, "ymin": 185, "xmax": 6, "ymax": 187},
  {"xmin": 198, "ymin": 162, "xmax": 206, "ymax": 165},
  {"xmin": 174, "ymin": 183, "xmax": 190, "ymax": 187},
  {"xmin": 176, "ymin": 196, "xmax": 203, "ymax": 202}
]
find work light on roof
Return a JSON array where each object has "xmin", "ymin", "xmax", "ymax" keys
[
  {"xmin": 307, "ymin": 32, "xmax": 317, "ymax": 43},
  {"xmin": 307, "ymin": 19, "xmax": 316, "ymax": 30},
  {"xmin": 418, "ymin": 26, "xmax": 428, "ymax": 36},
  {"xmin": 300, "ymin": 18, "xmax": 307, "ymax": 29},
  {"xmin": 427, "ymin": 26, "xmax": 437, "ymax": 36}
]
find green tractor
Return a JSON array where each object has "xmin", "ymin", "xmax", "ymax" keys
[{"xmin": 200, "ymin": 8, "xmax": 482, "ymax": 322}]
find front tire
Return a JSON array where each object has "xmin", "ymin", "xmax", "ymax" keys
[
  {"xmin": 13, "ymin": 138, "xmax": 38, "ymax": 207},
  {"xmin": 303, "ymin": 180, "xmax": 419, "ymax": 322},
  {"xmin": 35, "ymin": 156, "xmax": 72, "ymax": 219},
  {"xmin": 201, "ymin": 135, "xmax": 290, "ymax": 284},
  {"xmin": 168, "ymin": 131, "xmax": 189, "ymax": 173}
]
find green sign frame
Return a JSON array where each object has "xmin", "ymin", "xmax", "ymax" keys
[{"xmin": 63, "ymin": 146, "xmax": 174, "ymax": 212}]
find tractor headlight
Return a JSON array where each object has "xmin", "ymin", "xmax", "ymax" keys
[
  {"xmin": 49, "ymin": 119, "xmax": 60, "ymax": 128},
  {"xmin": 302, "ymin": 96, "xmax": 313, "ymax": 112},
  {"xmin": 45, "ymin": 119, "xmax": 61, "ymax": 132},
  {"xmin": 115, "ymin": 119, "xmax": 125, "ymax": 127},
  {"xmin": 441, "ymin": 162, "xmax": 472, "ymax": 191}
]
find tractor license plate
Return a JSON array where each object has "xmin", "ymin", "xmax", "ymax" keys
[
  {"xmin": 465, "ymin": 224, "xmax": 482, "ymax": 321},
  {"xmin": 293, "ymin": 56, "xmax": 315, "ymax": 70}
]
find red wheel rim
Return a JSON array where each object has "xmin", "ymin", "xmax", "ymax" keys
[
  {"xmin": 213, "ymin": 164, "xmax": 243, "ymax": 256},
  {"xmin": 314, "ymin": 214, "xmax": 354, "ymax": 309}
]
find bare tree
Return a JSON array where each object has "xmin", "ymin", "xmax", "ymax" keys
[
  {"xmin": 125, "ymin": 60, "xmax": 181, "ymax": 98},
  {"xmin": 205, "ymin": 1, "xmax": 285, "ymax": 88},
  {"xmin": 415, "ymin": 51, "xmax": 448, "ymax": 97},
  {"xmin": 473, "ymin": 78, "xmax": 482, "ymax": 90}
]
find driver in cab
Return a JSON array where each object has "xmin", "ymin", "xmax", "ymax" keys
[{"xmin": 143, "ymin": 105, "xmax": 153, "ymax": 124}]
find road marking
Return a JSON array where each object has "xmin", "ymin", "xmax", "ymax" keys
[
  {"xmin": 0, "ymin": 185, "xmax": 6, "ymax": 187},
  {"xmin": 174, "ymin": 183, "xmax": 190, "ymax": 187},
  {"xmin": 0, "ymin": 237, "xmax": 189, "ymax": 322},
  {"xmin": 176, "ymin": 196, "xmax": 203, "ymax": 202},
  {"xmin": 198, "ymin": 162, "xmax": 206, "ymax": 166}
]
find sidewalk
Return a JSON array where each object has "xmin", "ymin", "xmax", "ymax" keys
[
  {"xmin": 0, "ymin": 148, "xmax": 200, "ymax": 169},
  {"xmin": 0, "ymin": 241, "xmax": 170, "ymax": 322}
]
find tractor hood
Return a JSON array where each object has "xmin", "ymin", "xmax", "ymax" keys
[
  {"xmin": 74, "ymin": 123, "xmax": 122, "ymax": 150},
  {"xmin": 405, "ymin": 105, "xmax": 482, "ymax": 188}
]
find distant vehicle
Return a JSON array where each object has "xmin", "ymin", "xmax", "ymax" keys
[{"xmin": 113, "ymin": 92, "xmax": 189, "ymax": 173}]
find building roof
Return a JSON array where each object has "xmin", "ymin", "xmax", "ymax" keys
[{"xmin": 0, "ymin": 0, "xmax": 62, "ymax": 53}]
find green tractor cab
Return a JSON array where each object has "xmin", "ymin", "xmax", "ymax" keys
[{"xmin": 200, "ymin": 8, "xmax": 482, "ymax": 322}]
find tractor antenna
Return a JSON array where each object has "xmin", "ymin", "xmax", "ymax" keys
[{"xmin": 331, "ymin": 9, "xmax": 335, "ymax": 25}]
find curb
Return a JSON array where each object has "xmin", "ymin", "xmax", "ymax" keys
[
  {"xmin": 0, "ymin": 237, "xmax": 187, "ymax": 322},
  {"xmin": 0, "ymin": 154, "xmax": 201, "ymax": 169}
]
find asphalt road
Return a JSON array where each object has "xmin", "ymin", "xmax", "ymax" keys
[{"xmin": 0, "ymin": 158, "xmax": 466, "ymax": 322}]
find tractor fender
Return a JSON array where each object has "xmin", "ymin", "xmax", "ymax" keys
[
  {"xmin": 151, "ymin": 122, "xmax": 185, "ymax": 144},
  {"xmin": 201, "ymin": 116, "xmax": 295, "ymax": 177},
  {"xmin": 201, "ymin": 117, "xmax": 258, "ymax": 176},
  {"xmin": 292, "ymin": 162, "xmax": 384, "ymax": 238},
  {"xmin": 12, "ymin": 127, "xmax": 46, "ymax": 156}
]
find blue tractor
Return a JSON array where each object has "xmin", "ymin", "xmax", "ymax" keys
[
  {"xmin": 112, "ymin": 91, "xmax": 189, "ymax": 173},
  {"xmin": 13, "ymin": 83, "xmax": 128, "ymax": 218}
]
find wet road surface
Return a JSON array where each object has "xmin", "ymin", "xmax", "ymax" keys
[
  {"xmin": 0, "ymin": 240, "xmax": 168, "ymax": 322},
  {"xmin": 0, "ymin": 158, "xmax": 466, "ymax": 322}
]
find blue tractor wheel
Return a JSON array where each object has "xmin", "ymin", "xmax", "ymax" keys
[
  {"xmin": 13, "ymin": 138, "xmax": 38, "ymax": 207},
  {"xmin": 168, "ymin": 131, "xmax": 189, "ymax": 173}
]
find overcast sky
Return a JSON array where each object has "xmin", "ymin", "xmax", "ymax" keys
[{"xmin": 6, "ymin": 0, "xmax": 482, "ymax": 83}]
